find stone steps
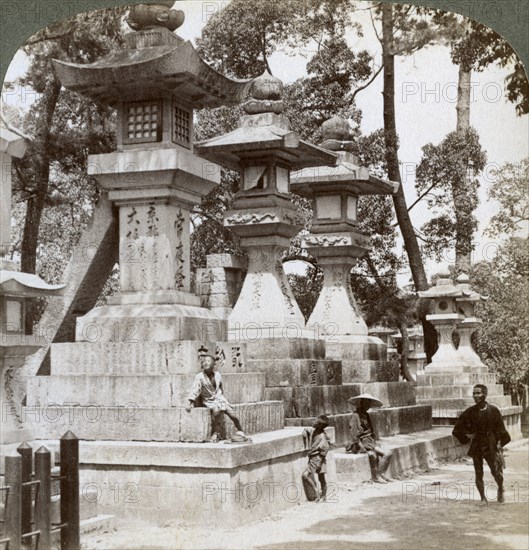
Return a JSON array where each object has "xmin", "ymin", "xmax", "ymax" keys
[
  {"xmin": 245, "ymin": 359, "xmax": 342, "ymax": 386},
  {"xmin": 285, "ymin": 404, "xmax": 432, "ymax": 446},
  {"xmin": 422, "ymin": 395, "xmax": 514, "ymax": 410},
  {"xmin": 347, "ymin": 382, "xmax": 417, "ymax": 407},
  {"xmin": 334, "ymin": 427, "xmax": 468, "ymax": 482},
  {"xmin": 416, "ymin": 373, "xmax": 497, "ymax": 386},
  {"xmin": 264, "ymin": 385, "xmax": 360, "ymax": 417},
  {"xmin": 416, "ymin": 384, "xmax": 505, "ymax": 399},
  {"xmin": 50, "ymin": 341, "xmax": 248, "ymax": 376},
  {"xmin": 27, "ymin": 373, "xmax": 265, "ymax": 408},
  {"xmin": 27, "ymin": 401, "xmax": 284, "ymax": 443}
]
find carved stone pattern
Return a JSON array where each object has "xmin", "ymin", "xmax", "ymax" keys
[
  {"xmin": 226, "ymin": 213, "xmax": 277, "ymax": 225},
  {"xmin": 146, "ymin": 204, "xmax": 159, "ymax": 237},
  {"xmin": 126, "ymin": 206, "xmax": 140, "ymax": 240},
  {"xmin": 174, "ymin": 209, "xmax": 185, "ymax": 290},
  {"xmin": 326, "ymin": 364, "xmax": 335, "ymax": 383},
  {"xmin": 283, "ymin": 211, "xmax": 304, "ymax": 225},
  {"xmin": 304, "ymin": 235, "xmax": 349, "ymax": 247},
  {"xmin": 309, "ymin": 362, "xmax": 318, "ymax": 385},
  {"xmin": 231, "ymin": 346, "xmax": 243, "ymax": 370},
  {"xmin": 215, "ymin": 346, "xmax": 226, "ymax": 370}
]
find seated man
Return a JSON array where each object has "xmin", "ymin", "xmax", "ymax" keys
[
  {"xmin": 186, "ymin": 351, "xmax": 247, "ymax": 442},
  {"xmin": 346, "ymin": 395, "xmax": 393, "ymax": 483}
]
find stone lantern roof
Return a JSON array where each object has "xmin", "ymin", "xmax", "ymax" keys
[
  {"xmin": 194, "ymin": 71, "xmax": 337, "ymax": 172},
  {"xmin": 455, "ymin": 273, "xmax": 487, "ymax": 302},
  {"xmin": 418, "ymin": 271, "xmax": 462, "ymax": 298},
  {"xmin": 0, "ymin": 271, "xmax": 65, "ymax": 298},
  {"xmin": 52, "ymin": 5, "xmax": 252, "ymax": 109}
]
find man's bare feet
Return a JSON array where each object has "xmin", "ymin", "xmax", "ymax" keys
[
  {"xmin": 373, "ymin": 477, "xmax": 388, "ymax": 484},
  {"xmin": 380, "ymin": 475, "xmax": 393, "ymax": 482},
  {"xmin": 479, "ymin": 498, "xmax": 488, "ymax": 506}
]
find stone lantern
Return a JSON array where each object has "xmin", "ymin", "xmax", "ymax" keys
[
  {"xmin": 455, "ymin": 273, "xmax": 487, "ymax": 367},
  {"xmin": 195, "ymin": 72, "xmax": 337, "ymax": 340},
  {"xmin": 290, "ymin": 116, "xmax": 398, "ymax": 340},
  {"xmin": 52, "ymin": 6, "xmax": 253, "ymax": 342},
  {"xmin": 418, "ymin": 271, "xmax": 465, "ymax": 371},
  {"xmin": 1, "ymin": 120, "xmax": 65, "ymax": 445}
]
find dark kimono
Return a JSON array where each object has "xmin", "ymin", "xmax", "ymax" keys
[{"xmin": 452, "ymin": 403, "xmax": 511, "ymax": 458}]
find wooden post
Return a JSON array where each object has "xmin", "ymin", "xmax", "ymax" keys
[
  {"xmin": 60, "ymin": 430, "xmax": 80, "ymax": 550},
  {"xmin": 5, "ymin": 453, "xmax": 22, "ymax": 550},
  {"xmin": 17, "ymin": 442, "xmax": 33, "ymax": 537},
  {"xmin": 35, "ymin": 446, "xmax": 52, "ymax": 550}
]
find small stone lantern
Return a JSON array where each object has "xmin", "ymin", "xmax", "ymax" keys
[
  {"xmin": 455, "ymin": 273, "xmax": 487, "ymax": 367},
  {"xmin": 195, "ymin": 72, "xmax": 337, "ymax": 339},
  {"xmin": 290, "ymin": 116, "xmax": 398, "ymax": 340},
  {"xmin": 418, "ymin": 271, "xmax": 466, "ymax": 371}
]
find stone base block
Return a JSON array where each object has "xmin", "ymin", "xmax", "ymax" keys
[
  {"xmin": 34, "ymin": 428, "xmax": 335, "ymax": 528},
  {"xmin": 416, "ymin": 384, "xmax": 505, "ymax": 400},
  {"xmin": 340, "ymin": 360, "xmax": 399, "ymax": 383},
  {"xmin": 27, "ymin": 401, "xmax": 284, "ymax": 442},
  {"xmin": 416, "ymin": 373, "xmax": 496, "ymax": 386},
  {"xmin": 325, "ymin": 339, "xmax": 387, "ymax": 362},
  {"xmin": 247, "ymin": 359, "xmax": 342, "ymax": 387},
  {"xmin": 335, "ymin": 427, "xmax": 468, "ymax": 481},
  {"xmin": 27, "ymin": 373, "xmax": 265, "ymax": 408},
  {"xmin": 423, "ymin": 395, "xmax": 514, "ymax": 411},
  {"xmin": 51, "ymin": 341, "xmax": 248, "ymax": 376},
  {"xmin": 264, "ymin": 385, "xmax": 361, "ymax": 417},
  {"xmin": 350, "ymin": 382, "xmax": 417, "ymax": 407},
  {"xmin": 423, "ymin": 364, "xmax": 489, "ymax": 374},
  {"xmin": 368, "ymin": 405, "xmax": 432, "ymax": 438},
  {"xmin": 75, "ymin": 304, "xmax": 227, "ymax": 343},
  {"xmin": 243, "ymin": 338, "xmax": 326, "ymax": 360}
]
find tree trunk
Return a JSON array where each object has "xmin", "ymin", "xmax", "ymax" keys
[
  {"xmin": 21, "ymin": 81, "xmax": 61, "ymax": 332},
  {"xmin": 381, "ymin": 4, "xmax": 437, "ymax": 361},
  {"xmin": 454, "ymin": 64, "xmax": 472, "ymax": 273},
  {"xmin": 399, "ymin": 322, "xmax": 414, "ymax": 382}
]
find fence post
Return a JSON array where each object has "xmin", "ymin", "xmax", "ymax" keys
[
  {"xmin": 35, "ymin": 446, "xmax": 52, "ymax": 550},
  {"xmin": 5, "ymin": 453, "xmax": 22, "ymax": 550},
  {"xmin": 60, "ymin": 430, "xmax": 80, "ymax": 550},
  {"xmin": 17, "ymin": 442, "xmax": 33, "ymax": 537}
]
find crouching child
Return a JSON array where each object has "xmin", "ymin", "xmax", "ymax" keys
[{"xmin": 302, "ymin": 415, "xmax": 331, "ymax": 502}]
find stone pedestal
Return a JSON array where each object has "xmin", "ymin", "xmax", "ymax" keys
[{"xmin": 457, "ymin": 317, "xmax": 486, "ymax": 367}]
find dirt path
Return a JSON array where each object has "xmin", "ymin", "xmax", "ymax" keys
[{"xmin": 82, "ymin": 441, "xmax": 529, "ymax": 550}]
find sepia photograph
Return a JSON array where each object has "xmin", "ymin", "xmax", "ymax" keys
[{"xmin": 1, "ymin": 1, "xmax": 528, "ymax": 548}]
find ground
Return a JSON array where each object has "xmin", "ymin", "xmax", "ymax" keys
[{"xmin": 82, "ymin": 440, "xmax": 529, "ymax": 550}]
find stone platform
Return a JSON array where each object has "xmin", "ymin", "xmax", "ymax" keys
[
  {"xmin": 334, "ymin": 427, "xmax": 468, "ymax": 482},
  {"xmin": 35, "ymin": 427, "xmax": 336, "ymax": 528},
  {"xmin": 24, "ymin": 402, "xmax": 284, "ymax": 442}
]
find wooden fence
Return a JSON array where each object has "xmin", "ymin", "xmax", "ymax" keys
[{"xmin": 0, "ymin": 430, "xmax": 79, "ymax": 550}]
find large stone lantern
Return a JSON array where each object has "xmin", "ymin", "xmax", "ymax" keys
[
  {"xmin": 52, "ymin": 6, "xmax": 252, "ymax": 342},
  {"xmin": 290, "ymin": 116, "xmax": 398, "ymax": 340},
  {"xmin": 195, "ymin": 72, "xmax": 337, "ymax": 340}
]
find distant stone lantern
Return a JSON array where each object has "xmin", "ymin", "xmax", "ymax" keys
[
  {"xmin": 455, "ymin": 273, "xmax": 487, "ymax": 367},
  {"xmin": 290, "ymin": 116, "xmax": 398, "ymax": 340},
  {"xmin": 1, "ymin": 120, "xmax": 65, "ymax": 445},
  {"xmin": 418, "ymin": 271, "xmax": 466, "ymax": 370},
  {"xmin": 195, "ymin": 72, "xmax": 337, "ymax": 339}
]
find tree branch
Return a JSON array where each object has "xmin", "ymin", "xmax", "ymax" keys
[{"xmin": 350, "ymin": 64, "xmax": 383, "ymax": 102}]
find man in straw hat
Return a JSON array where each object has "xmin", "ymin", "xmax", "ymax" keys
[
  {"xmin": 186, "ymin": 349, "xmax": 247, "ymax": 443},
  {"xmin": 346, "ymin": 393, "xmax": 393, "ymax": 483}
]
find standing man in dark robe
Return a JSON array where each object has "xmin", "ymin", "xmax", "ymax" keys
[{"xmin": 453, "ymin": 384, "xmax": 511, "ymax": 503}]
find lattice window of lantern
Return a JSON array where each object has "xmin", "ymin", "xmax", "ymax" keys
[
  {"xmin": 172, "ymin": 103, "xmax": 191, "ymax": 148},
  {"xmin": 123, "ymin": 100, "xmax": 162, "ymax": 144}
]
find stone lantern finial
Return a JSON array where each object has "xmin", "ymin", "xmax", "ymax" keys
[
  {"xmin": 321, "ymin": 116, "xmax": 356, "ymax": 152},
  {"xmin": 127, "ymin": 2, "xmax": 185, "ymax": 32},
  {"xmin": 244, "ymin": 71, "xmax": 284, "ymax": 115}
]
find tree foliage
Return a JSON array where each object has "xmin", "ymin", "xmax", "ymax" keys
[
  {"xmin": 486, "ymin": 158, "xmax": 529, "ymax": 237},
  {"xmin": 415, "ymin": 129, "xmax": 487, "ymax": 263}
]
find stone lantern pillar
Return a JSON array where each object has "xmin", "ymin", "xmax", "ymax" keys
[
  {"xmin": 418, "ymin": 271, "xmax": 465, "ymax": 371},
  {"xmin": 52, "ymin": 8, "xmax": 253, "ymax": 342},
  {"xmin": 290, "ymin": 116, "xmax": 398, "ymax": 341},
  {"xmin": 195, "ymin": 72, "xmax": 337, "ymax": 340},
  {"xmin": 455, "ymin": 273, "xmax": 487, "ymax": 367}
]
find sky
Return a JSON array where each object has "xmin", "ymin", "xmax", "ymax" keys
[{"xmin": 2, "ymin": 0, "xmax": 528, "ymax": 284}]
